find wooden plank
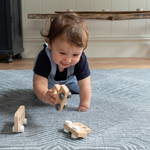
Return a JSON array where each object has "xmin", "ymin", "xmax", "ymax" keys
[
  {"xmin": 78, "ymin": 13, "xmax": 150, "ymax": 20},
  {"xmin": 28, "ymin": 14, "xmax": 56, "ymax": 19},
  {"xmin": 28, "ymin": 11, "xmax": 150, "ymax": 20}
]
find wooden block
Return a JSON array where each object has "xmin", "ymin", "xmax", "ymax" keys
[
  {"xmin": 14, "ymin": 105, "xmax": 26, "ymax": 132},
  {"xmin": 64, "ymin": 121, "xmax": 91, "ymax": 138},
  {"xmin": 55, "ymin": 85, "xmax": 69, "ymax": 111}
]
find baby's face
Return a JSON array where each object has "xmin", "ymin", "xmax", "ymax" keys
[{"xmin": 49, "ymin": 37, "xmax": 83, "ymax": 72}]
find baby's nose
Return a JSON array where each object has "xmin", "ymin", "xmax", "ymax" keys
[{"xmin": 64, "ymin": 57, "xmax": 71, "ymax": 64}]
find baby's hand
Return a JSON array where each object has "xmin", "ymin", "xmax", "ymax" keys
[
  {"xmin": 44, "ymin": 89, "xmax": 56, "ymax": 106},
  {"xmin": 78, "ymin": 105, "xmax": 89, "ymax": 112}
]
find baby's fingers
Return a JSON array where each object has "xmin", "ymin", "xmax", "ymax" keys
[
  {"xmin": 46, "ymin": 94, "xmax": 56, "ymax": 106},
  {"xmin": 49, "ymin": 89, "xmax": 56, "ymax": 99},
  {"xmin": 49, "ymin": 97, "xmax": 56, "ymax": 106}
]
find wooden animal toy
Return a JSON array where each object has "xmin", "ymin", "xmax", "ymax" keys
[
  {"xmin": 12, "ymin": 105, "xmax": 27, "ymax": 133},
  {"xmin": 52, "ymin": 84, "xmax": 71, "ymax": 111},
  {"xmin": 63, "ymin": 120, "xmax": 91, "ymax": 139}
]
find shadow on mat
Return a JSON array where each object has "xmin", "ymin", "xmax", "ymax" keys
[
  {"xmin": 0, "ymin": 89, "xmax": 51, "ymax": 114},
  {"xmin": 0, "ymin": 89, "xmax": 50, "ymax": 134}
]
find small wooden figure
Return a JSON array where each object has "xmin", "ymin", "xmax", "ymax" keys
[
  {"xmin": 63, "ymin": 120, "xmax": 91, "ymax": 139},
  {"xmin": 12, "ymin": 105, "xmax": 27, "ymax": 133},
  {"xmin": 52, "ymin": 84, "xmax": 71, "ymax": 111}
]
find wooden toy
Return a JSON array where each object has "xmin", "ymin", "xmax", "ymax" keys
[
  {"xmin": 63, "ymin": 120, "xmax": 91, "ymax": 139},
  {"xmin": 12, "ymin": 105, "xmax": 27, "ymax": 133},
  {"xmin": 52, "ymin": 84, "xmax": 71, "ymax": 111}
]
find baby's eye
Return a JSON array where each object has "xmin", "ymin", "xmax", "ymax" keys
[
  {"xmin": 60, "ymin": 52, "xmax": 65, "ymax": 55},
  {"xmin": 73, "ymin": 54, "xmax": 79, "ymax": 56}
]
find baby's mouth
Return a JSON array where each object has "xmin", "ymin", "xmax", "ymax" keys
[{"xmin": 61, "ymin": 62, "xmax": 70, "ymax": 67}]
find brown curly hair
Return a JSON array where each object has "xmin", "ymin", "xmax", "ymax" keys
[{"xmin": 41, "ymin": 13, "xmax": 89, "ymax": 50}]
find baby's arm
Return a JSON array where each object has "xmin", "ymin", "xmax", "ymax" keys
[
  {"xmin": 78, "ymin": 76, "xmax": 91, "ymax": 111},
  {"xmin": 33, "ymin": 74, "xmax": 56, "ymax": 106}
]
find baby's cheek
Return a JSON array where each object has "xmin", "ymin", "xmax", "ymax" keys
[{"xmin": 74, "ymin": 58, "xmax": 80, "ymax": 64}]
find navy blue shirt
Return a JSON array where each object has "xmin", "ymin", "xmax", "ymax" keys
[{"xmin": 34, "ymin": 47, "xmax": 90, "ymax": 81}]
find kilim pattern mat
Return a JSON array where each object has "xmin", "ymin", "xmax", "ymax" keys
[{"xmin": 0, "ymin": 69, "xmax": 150, "ymax": 150}]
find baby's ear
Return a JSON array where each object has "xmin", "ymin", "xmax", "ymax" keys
[
  {"xmin": 48, "ymin": 42, "xmax": 51, "ymax": 49},
  {"xmin": 45, "ymin": 37, "xmax": 49, "ymax": 43},
  {"xmin": 45, "ymin": 38, "xmax": 51, "ymax": 49}
]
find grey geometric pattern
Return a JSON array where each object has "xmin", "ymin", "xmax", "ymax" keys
[{"xmin": 0, "ymin": 69, "xmax": 150, "ymax": 150}]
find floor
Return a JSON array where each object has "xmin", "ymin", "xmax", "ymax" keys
[{"xmin": 0, "ymin": 57, "xmax": 150, "ymax": 70}]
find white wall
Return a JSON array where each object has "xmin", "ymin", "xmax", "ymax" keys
[{"xmin": 21, "ymin": 0, "xmax": 150, "ymax": 58}]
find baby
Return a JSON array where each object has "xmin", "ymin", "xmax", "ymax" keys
[{"xmin": 33, "ymin": 13, "xmax": 91, "ymax": 111}]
